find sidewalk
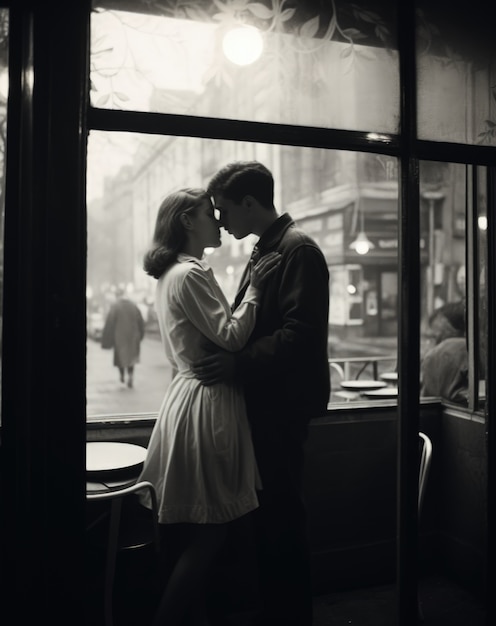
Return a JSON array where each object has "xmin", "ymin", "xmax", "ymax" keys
[
  {"xmin": 86, "ymin": 333, "xmax": 398, "ymax": 417},
  {"xmin": 86, "ymin": 334, "xmax": 173, "ymax": 419}
]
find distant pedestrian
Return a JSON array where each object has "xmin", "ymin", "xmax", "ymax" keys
[{"xmin": 101, "ymin": 287, "xmax": 145, "ymax": 388}]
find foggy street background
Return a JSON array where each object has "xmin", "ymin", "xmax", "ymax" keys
[
  {"xmin": 86, "ymin": 330, "xmax": 397, "ymax": 420},
  {"xmin": 86, "ymin": 333, "xmax": 173, "ymax": 419}
]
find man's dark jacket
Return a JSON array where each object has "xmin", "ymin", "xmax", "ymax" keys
[{"xmin": 233, "ymin": 213, "xmax": 330, "ymax": 428}]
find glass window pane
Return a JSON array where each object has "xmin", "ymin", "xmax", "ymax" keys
[
  {"xmin": 418, "ymin": 161, "xmax": 488, "ymax": 622},
  {"xmin": 91, "ymin": 1, "xmax": 399, "ymax": 133},
  {"xmin": 416, "ymin": 0, "xmax": 496, "ymax": 145},
  {"xmin": 476, "ymin": 167, "xmax": 487, "ymax": 408},
  {"xmin": 86, "ymin": 132, "xmax": 398, "ymax": 418},
  {"xmin": 0, "ymin": 9, "xmax": 8, "ymax": 426},
  {"xmin": 419, "ymin": 162, "xmax": 469, "ymax": 405}
]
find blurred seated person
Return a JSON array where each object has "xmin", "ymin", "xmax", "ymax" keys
[{"xmin": 420, "ymin": 301, "xmax": 468, "ymax": 405}]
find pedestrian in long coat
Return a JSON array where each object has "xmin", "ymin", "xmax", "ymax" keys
[{"xmin": 101, "ymin": 289, "xmax": 145, "ymax": 388}]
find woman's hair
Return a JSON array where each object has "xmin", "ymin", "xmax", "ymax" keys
[{"xmin": 143, "ymin": 188, "xmax": 210, "ymax": 279}]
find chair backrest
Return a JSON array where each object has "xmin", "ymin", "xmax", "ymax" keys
[
  {"xmin": 86, "ymin": 479, "xmax": 156, "ymax": 503},
  {"xmin": 87, "ymin": 480, "xmax": 160, "ymax": 551},
  {"xmin": 418, "ymin": 432, "xmax": 433, "ymax": 515}
]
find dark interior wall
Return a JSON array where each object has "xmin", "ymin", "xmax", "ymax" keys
[
  {"xmin": 435, "ymin": 411, "xmax": 487, "ymax": 594},
  {"xmin": 304, "ymin": 410, "xmax": 398, "ymax": 592},
  {"xmin": 305, "ymin": 405, "xmax": 488, "ymax": 594}
]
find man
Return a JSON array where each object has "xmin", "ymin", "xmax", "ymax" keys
[
  {"xmin": 193, "ymin": 161, "xmax": 330, "ymax": 625},
  {"xmin": 101, "ymin": 286, "xmax": 145, "ymax": 388}
]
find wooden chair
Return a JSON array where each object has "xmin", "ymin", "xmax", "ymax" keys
[
  {"xmin": 418, "ymin": 432, "xmax": 433, "ymax": 515},
  {"xmin": 418, "ymin": 432, "xmax": 433, "ymax": 621},
  {"xmin": 86, "ymin": 481, "xmax": 160, "ymax": 626}
]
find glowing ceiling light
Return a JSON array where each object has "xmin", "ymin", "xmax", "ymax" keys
[
  {"xmin": 222, "ymin": 25, "xmax": 264, "ymax": 66},
  {"xmin": 349, "ymin": 231, "xmax": 375, "ymax": 255},
  {"xmin": 349, "ymin": 201, "xmax": 375, "ymax": 255}
]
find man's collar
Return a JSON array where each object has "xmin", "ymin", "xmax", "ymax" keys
[{"xmin": 256, "ymin": 213, "xmax": 294, "ymax": 251}]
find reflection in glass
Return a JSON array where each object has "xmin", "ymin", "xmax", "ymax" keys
[
  {"xmin": 419, "ymin": 163, "xmax": 488, "ymax": 410},
  {"xmin": 419, "ymin": 162, "xmax": 468, "ymax": 405},
  {"xmin": 476, "ymin": 167, "xmax": 488, "ymax": 408},
  {"xmin": 86, "ymin": 132, "xmax": 399, "ymax": 417},
  {"xmin": 90, "ymin": 1, "xmax": 399, "ymax": 132},
  {"xmin": 417, "ymin": 164, "xmax": 488, "ymax": 623}
]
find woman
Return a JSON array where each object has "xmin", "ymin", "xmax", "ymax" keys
[
  {"xmin": 137, "ymin": 188, "xmax": 280, "ymax": 626},
  {"xmin": 420, "ymin": 300, "xmax": 468, "ymax": 404}
]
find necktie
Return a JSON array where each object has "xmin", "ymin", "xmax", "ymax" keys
[{"xmin": 249, "ymin": 245, "xmax": 260, "ymax": 274}]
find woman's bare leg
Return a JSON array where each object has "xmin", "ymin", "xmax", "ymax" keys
[{"xmin": 151, "ymin": 523, "xmax": 227, "ymax": 626}]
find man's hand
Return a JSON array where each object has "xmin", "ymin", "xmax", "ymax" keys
[{"xmin": 192, "ymin": 351, "xmax": 236, "ymax": 386}]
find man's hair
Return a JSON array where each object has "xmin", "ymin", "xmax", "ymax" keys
[{"xmin": 207, "ymin": 161, "xmax": 274, "ymax": 208}]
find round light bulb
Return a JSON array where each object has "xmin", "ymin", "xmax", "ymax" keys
[
  {"xmin": 222, "ymin": 26, "xmax": 264, "ymax": 66},
  {"xmin": 355, "ymin": 240, "xmax": 370, "ymax": 255},
  {"xmin": 349, "ymin": 232, "xmax": 374, "ymax": 255}
]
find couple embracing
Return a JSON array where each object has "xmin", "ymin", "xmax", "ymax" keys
[{"xmin": 138, "ymin": 160, "xmax": 330, "ymax": 626}]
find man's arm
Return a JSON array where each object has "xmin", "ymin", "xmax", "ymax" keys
[
  {"xmin": 191, "ymin": 349, "xmax": 236, "ymax": 386},
  {"xmin": 193, "ymin": 244, "xmax": 329, "ymax": 386}
]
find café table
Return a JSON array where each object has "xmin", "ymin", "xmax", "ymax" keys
[
  {"xmin": 340, "ymin": 380, "xmax": 388, "ymax": 392},
  {"xmin": 362, "ymin": 386, "xmax": 399, "ymax": 399},
  {"xmin": 380, "ymin": 372, "xmax": 398, "ymax": 384},
  {"xmin": 86, "ymin": 441, "xmax": 147, "ymax": 494}
]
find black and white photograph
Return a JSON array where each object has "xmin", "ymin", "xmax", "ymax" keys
[{"xmin": 1, "ymin": 2, "xmax": 495, "ymax": 626}]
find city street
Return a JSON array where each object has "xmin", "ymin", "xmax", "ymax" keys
[
  {"xmin": 86, "ymin": 333, "xmax": 173, "ymax": 419},
  {"xmin": 86, "ymin": 331, "xmax": 398, "ymax": 419}
]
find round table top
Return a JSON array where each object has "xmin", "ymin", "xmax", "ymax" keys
[
  {"xmin": 340, "ymin": 380, "xmax": 388, "ymax": 391},
  {"xmin": 86, "ymin": 441, "xmax": 147, "ymax": 473}
]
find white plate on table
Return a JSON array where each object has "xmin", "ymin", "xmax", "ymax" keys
[
  {"xmin": 340, "ymin": 380, "xmax": 388, "ymax": 391},
  {"xmin": 362, "ymin": 387, "xmax": 398, "ymax": 398},
  {"xmin": 380, "ymin": 372, "xmax": 398, "ymax": 382}
]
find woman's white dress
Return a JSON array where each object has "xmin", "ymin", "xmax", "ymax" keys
[{"xmin": 138, "ymin": 254, "xmax": 261, "ymax": 524}]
